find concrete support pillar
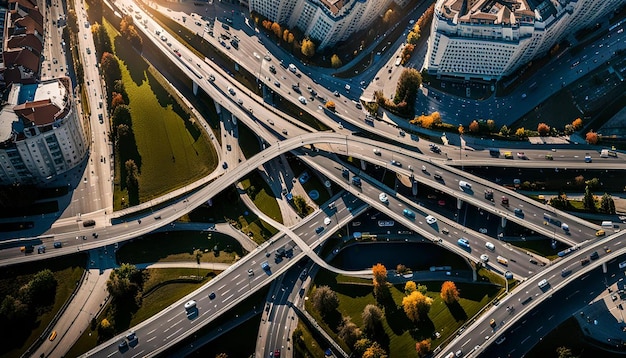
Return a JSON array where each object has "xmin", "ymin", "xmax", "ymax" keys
[
  {"xmin": 412, "ymin": 179, "xmax": 418, "ymax": 196},
  {"xmin": 192, "ymin": 81, "xmax": 198, "ymax": 96},
  {"xmin": 501, "ymin": 216, "xmax": 507, "ymax": 228},
  {"xmin": 457, "ymin": 197, "xmax": 463, "ymax": 210},
  {"xmin": 360, "ymin": 159, "xmax": 366, "ymax": 171}
]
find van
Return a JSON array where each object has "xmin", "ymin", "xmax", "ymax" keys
[
  {"xmin": 602, "ymin": 221, "xmax": 613, "ymax": 229},
  {"xmin": 288, "ymin": 63, "xmax": 297, "ymax": 73},
  {"xmin": 497, "ymin": 256, "xmax": 508, "ymax": 265},
  {"xmin": 538, "ymin": 279, "xmax": 548, "ymax": 288}
]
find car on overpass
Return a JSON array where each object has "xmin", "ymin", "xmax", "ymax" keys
[{"xmin": 378, "ymin": 192, "xmax": 388, "ymax": 203}]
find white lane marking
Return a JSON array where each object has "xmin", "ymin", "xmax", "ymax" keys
[
  {"xmin": 461, "ymin": 338, "xmax": 471, "ymax": 347},
  {"xmin": 147, "ymin": 329, "xmax": 156, "ymax": 335},
  {"xmin": 165, "ymin": 327, "xmax": 182, "ymax": 340},
  {"xmin": 536, "ymin": 326, "xmax": 543, "ymax": 332},
  {"xmin": 521, "ymin": 336, "xmax": 531, "ymax": 344},
  {"xmin": 219, "ymin": 284, "xmax": 226, "ymax": 290},
  {"xmin": 131, "ymin": 350, "xmax": 145, "ymax": 358},
  {"xmin": 146, "ymin": 336, "xmax": 156, "ymax": 343}
]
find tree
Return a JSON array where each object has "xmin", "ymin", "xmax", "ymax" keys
[
  {"xmin": 404, "ymin": 281, "xmax": 417, "ymax": 294},
  {"xmin": 101, "ymin": 52, "xmax": 121, "ymax": 86},
  {"xmin": 311, "ymin": 285, "xmax": 339, "ymax": 318},
  {"xmin": 572, "ymin": 118, "xmax": 583, "ymax": 130},
  {"xmin": 292, "ymin": 195, "xmax": 308, "ymax": 216},
  {"xmin": 271, "ymin": 22, "xmax": 281, "ymax": 38},
  {"xmin": 585, "ymin": 131, "xmax": 599, "ymax": 144},
  {"xmin": 282, "ymin": 29, "xmax": 289, "ymax": 42},
  {"xmin": 215, "ymin": 354, "xmax": 228, "ymax": 358},
  {"xmin": 26, "ymin": 269, "xmax": 57, "ymax": 305},
  {"xmin": 361, "ymin": 304, "xmax": 383, "ymax": 335},
  {"xmin": 111, "ymin": 92, "xmax": 125, "ymax": 111},
  {"xmin": 301, "ymin": 38, "xmax": 316, "ymax": 58},
  {"xmin": 98, "ymin": 318, "xmax": 114, "ymax": 338},
  {"xmin": 585, "ymin": 177, "xmax": 600, "ymax": 189},
  {"xmin": 338, "ymin": 316, "xmax": 361, "ymax": 348},
  {"xmin": 372, "ymin": 263, "xmax": 388, "ymax": 298},
  {"xmin": 537, "ymin": 123, "xmax": 551, "ymax": 136},
  {"xmin": 402, "ymin": 291, "xmax": 432, "ymax": 322},
  {"xmin": 107, "ymin": 263, "xmax": 142, "ymax": 303},
  {"xmin": 499, "ymin": 125, "xmax": 510, "ymax": 136},
  {"xmin": 415, "ymin": 339, "xmax": 431, "ymax": 357},
  {"xmin": 396, "ymin": 264, "xmax": 407, "ymax": 274},
  {"xmin": 125, "ymin": 159, "xmax": 139, "ymax": 191},
  {"xmin": 194, "ymin": 249, "xmax": 203, "ymax": 276},
  {"xmin": 331, "ymin": 54, "xmax": 342, "ymax": 68},
  {"xmin": 556, "ymin": 346, "xmax": 574, "ymax": 358},
  {"xmin": 394, "ymin": 68, "xmax": 422, "ymax": 106},
  {"xmin": 564, "ymin": 124, "xmax": 575, "ymax": 135},
  {"xmin": 292, "ymin": 328, "xmax": 304, "ymax": 346},
  {"xmin": 515, "ymin": 127, "xmax": 526, "ymax": 138},
  {"xmin": 363, "ymin": 342, "xmax": 388, "ymax": 358},
  {"xmin": 354, "ymin": 338, "xmax": 373, "ymax": 357},
  {"xmin": 407, "ymin": 26, "xmax": 420, "ymax": 44},
  {"xmin": 287, "ymin": 33, "xmax": 294, "ymax": 44},
  {"xmin": 325, "ymin": 101, "xmax": 336, "ymax": 111},
  {"xmin": 458, "ymin": 125, "xmax": 465, "ymax": 135},
  {"xmin": 66, "ymin": 9, "xmax": 79, "ymax": 34},
  {"xmin": 583, "ymin": 186, "xmax": 596, "ymax": 211},
  {"xmin": 0, "ymin": 295, "xmax": 29, "ymax": 323},
  {"xmin": 440, "ymin": 281, "xmax": 460, "ymax": 304},
  {"xmin": 600, "ymin": 193, "xmax": 616, "ymax": 214},
  {"xmin": 382, "ymin": 9, "xmax": 395, "ymax": 24},
  {"xmin": 469, "ymin": 120, "xmax": 480, "ymax": 133},
  {"xmin": 574, "ymin": 175, "xmax": 585, "ymax": 186},
  {"xmin": 487, "ymin": 119, "xmax": 496, "ymax": 132}
]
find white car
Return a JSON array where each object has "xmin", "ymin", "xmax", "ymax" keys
[
  {"xmin": 298, "ymin": 96, "xmax": 307, "ymax": 104},
  {"xmin": 479, "ymin": 228, "xmax": 488, "ymax": 234},
  {"xmin": 425, "ymin": 215, "xmax": 437, "ymax": 224},
  {"xmin": 373, "ymin": 148, "xmax": 381, "ymax": 155},
  {"xmin": 378, "ymin": 192, "xmax": 388, "ymax": 203},
  {"xmin": 184, "ymin": 300, "xmax": 196, "ymax": 310},
  {"xmin": 480, "ymin": 254, "xmax": 489, "ymax": 262},
  {"xmin": 323, "ymin": 217, "xmax": 331, "ymax": 225},
  {"xmin": 485, "ymin": 242, "xmax": 495, "ymax": 251}
]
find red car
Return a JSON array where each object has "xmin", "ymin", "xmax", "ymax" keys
[{"xmin": 274, "ymin": 349, "xmax": 281, "ymax": 358}]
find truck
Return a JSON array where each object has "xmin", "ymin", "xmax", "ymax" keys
[
  {"xmin": 601, "ymin": 149, "xmax": 618, "ymax": 158},
  {"xmin": 20, "ymin": 245, "xmax": 34, "ymax": 254}
]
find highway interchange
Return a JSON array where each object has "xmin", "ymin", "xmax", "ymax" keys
[{"xmin": 6, "ymin": 0, "xmax": 626, "ymax": 357}]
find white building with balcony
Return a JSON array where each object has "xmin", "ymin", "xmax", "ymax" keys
[
  {"xmin": 0, "ymin": 77, "xmax": 87, "ymax": 185},
  {"xmin": 425, "ymin": 0, "xmax": 624, "ymax": 81},
  {"xmin": 249, "ymin": 0, "xmax": 405, "ymax": 49}
]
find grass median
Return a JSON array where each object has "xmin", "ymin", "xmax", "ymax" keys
[{"xmin": 102, "ymin": 20, "xmax": 217, "ymax": 209}]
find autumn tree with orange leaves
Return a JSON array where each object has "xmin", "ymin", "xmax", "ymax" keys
[
  {"xmin": 440, "ymin": 281, "xmax": 460, "ymax": 304},
  {"xmin": 372, "ymin": 263, "xmax": 388, "ymax": 299}
]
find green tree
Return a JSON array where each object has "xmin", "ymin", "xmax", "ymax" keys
[
  {"xmin": 583, "ymin": 186, "xmax": 595, "ymax": 211},
  {"xmin": 0, "ymin": 295, "xmax": 29, "ymax": 323},
  {"xmin": 331, "ymin": 54, "xmax": 342, "ymax": 68},
  {"xmin": 106, "ymin": 263, "xmax": 142, "ymax": 304},
  {"xmin": 499, "ymin": 125, "xmax": 511, "ymax": 136},
  {"xmin": 194, "ymin": 249, "xmax": 203, "ymax": 276},
  {"xmin": 26, "ymin": 269, "xmax": 57, "ymax": 305},
  {"xmin": 292, "ymin": 195, "xmax": 308, "ymax": 216},
  {"xmin": 101, "ymin": 52, "xmax": 121, "ymax": 87},
  {"xmin": 125, "ymin": 159, "xmax": 139, "ymax": 191},
  {"xmin": 301, "ymin": 38, "xmax": 316, "ymax": 58},
  {"xmin": 112, "ymin": 105, "xmax": 132, "ymax": 134},
  {"xmin": 585, "ymin": 177, "xmax": 600, "ymax": 189},
  {"xmin": 338, "ymin": 316, "xmax": 361, "ymax": 348},
  {"xmin": 311, "ymin": 285, "xmax": 339, "ymax": 318},
  {"xmin": 292, "ymin": 327, "xmax": 304, "ymax": 346},
  {"xmin": 66, "ymin": 9, "xmax": 79, "ymax": 34},
  {"xmin": 361, "ymin": 304, "xmax": 383, "ymax": 336},
  {"xmin": 394, "ymin": 68, "xmax": 422, "ymax": 106},
  {"xmin": 600, "ymin": 193, "xmax": 616, "ymax": 214},
  {"xmin": 407, "ymin": 27, "xmax": 420, "ymax": 44}
]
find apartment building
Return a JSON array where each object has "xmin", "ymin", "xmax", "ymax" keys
[
  {"xmin": 425, "ymin": 0, "xmax": 624, "ymax": 80},
  {"xmin": 249, "ymin": 0, "xmax": 404, "ymax": 49},
  {"xmin": 0, "ymin": 77, "xmax": 87, "ymax": 185}
]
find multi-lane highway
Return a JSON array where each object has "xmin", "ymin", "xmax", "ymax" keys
[{"xmin": 8, "ymin": 0, "xmax": 626, "ymax": 357}]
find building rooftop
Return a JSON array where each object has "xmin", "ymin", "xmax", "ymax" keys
[{"xmin": 440, "ymin": 0, "xmax": 538, "ymax": 25}]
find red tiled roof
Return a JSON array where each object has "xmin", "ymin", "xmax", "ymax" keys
[
  {"xmin": 7, "ymin": 33, "xmax": 43, "ymax": 54},
  {"xmin": 14, "ymin": 100, "xmax": 60, "ymax": 126},
  {"xmin": 2, "ymin": 47, "xmax": 40, "ymax": 72}
]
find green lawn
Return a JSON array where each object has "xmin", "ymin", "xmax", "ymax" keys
[
  {"xmin": 307, "ymin": 269, "xmax": 501, "ymax": 357},
  {"xmin": 116, "ymin": 231, "xmax": 247, "ymax": 264},
  {"xmin": 102, "ymin": 20, "xmax": 217, "ymax": 209},
  {"xmin": 65, "ymin": 268, "xmax": 213, "ymax": 357},
  {"xmin": 294, "ymin": 321, "xmax": 328, "ymax": 358},
  {"xmin": 183, "ymin": 186, "xmax": 279, "ymax": 244},
  {"xmin": 0, "ymin": 254, "xmax": 86, "ymax": 358},
  {"xmin": 240, "ymin": 171, "xmax": 283, "ymax": 224}
]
